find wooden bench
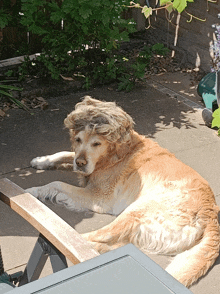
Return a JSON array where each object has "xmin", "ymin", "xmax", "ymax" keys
[{"xmin": 0, "ymin": 178, "xmax": 99, "ymax": 286}]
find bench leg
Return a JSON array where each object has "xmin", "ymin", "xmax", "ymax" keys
[
  {"xmin": 19, "ymin": 234, "xmax": 68, "ymax": 286},
  {"xmin": 50, "ymin": 247, "xmax": 68, "ymax": 273}
]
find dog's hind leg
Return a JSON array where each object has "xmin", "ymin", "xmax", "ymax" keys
[
  {"xmin": 82, "ymin": 208, "xmax": 142, "ymax": 253},
  {"xmin": 82, "ymin": 212, "xmax": 220, "ymax": 287},
  {"xmin": 30, "ymin": 151, "xmax": 75, "ymax": 170}
]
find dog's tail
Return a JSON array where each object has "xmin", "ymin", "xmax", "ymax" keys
[{"xmin": 165, "ymin": 221, "xmax": 220, "ymax": 287}]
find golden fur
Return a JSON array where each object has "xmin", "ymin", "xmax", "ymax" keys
[{"xmin": 28, "ymin": 96, "xmax": 220, "ymax": 288}]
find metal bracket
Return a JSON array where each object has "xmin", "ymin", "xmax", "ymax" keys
[{"xmin": 18, "ymin": 234, "xmax": 68, "ymax": 286}]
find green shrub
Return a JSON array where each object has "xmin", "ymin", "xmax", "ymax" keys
[
  {"xmin": 20, "ymin": 0, "xmax": 136, "ymax": 78},
  {"xmin": 0, "ymin": 0, "xmax": 22, "ymax": 29}
]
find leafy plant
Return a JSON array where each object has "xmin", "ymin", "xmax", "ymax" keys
[
  {"xmin": 20, "ymin": 0, "xmax": 136, "ymax": 79},
  {"xmin": 208, "ymin": 22, "xmax": 220, "ymax": 134},
  {"xmin": 212, "ymin": 108, "xmax": 220, "ymax": 135},
  {"xmin": 82, "ymin": 77, "xmax": 92, "ymax": 91},
  {"xmin": 117, "ymin": 62, "xmax": 146, "ymax": 91},
  {"xmin": 159, "ymin": 0, "xmax": 194, "ymax": 14},
  {"xmin": 0, "ymin": 83, "xmax": 29, "ymax": 112},
  {"xmin": 0, "ymin": 84, "xmax": 21, "ymax": 99},
  {"xmin": 130, "ymin": 0, "xmax": 197, "ymax": 20},
  {"xmin": 5, "ymin": 70, "xmax": 14, "ymax": 77},
  {"xmin": 0, "ymin": 9, "xmax": 12, "ymax": 29},
  {"xmin": 137, "ymin": 43, "xmax": 169, "ymax": 63},
  {"xmin": 1, "ymin": 0, "xmax": 170, "ymax": 92},
  {"xmin": 152, "ymin": 43, "xmax": 170, "ymax": 56},
  {"xmin": 117, "ymin": 43, "xmax": 169, "ymax": 91},
  {"xmin": 129, "ymin": 0, "xmax": 207, "ymax": 27},
  {"xmin": 0, "ymin": 0, "xmax": 23, "ymax": 29},
  {"xmin": 118, "ymin": 74, "xmax": 134, "ymax": 92},
  {"xmin": 137, "ymin": 46, "xmax": 152, "ymax": 64}
]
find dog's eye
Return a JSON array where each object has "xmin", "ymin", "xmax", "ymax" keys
[
  {"xmin": 75, "ymin": 137, "xmax": 81, "ymax": 143},
  {"xmin": 92, "ymin": 142, "xmax": 101, "ymax": 147}
]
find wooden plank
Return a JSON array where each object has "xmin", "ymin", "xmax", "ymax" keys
[
  {"xmin": 0, "ymin": 178, "xmax": 99, "ymax": 265},
  {"xmin": 0, "ymin": 54, "xmax": 40, "ymax": 68}
]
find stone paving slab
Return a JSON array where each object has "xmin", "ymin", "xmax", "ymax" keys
[
  {"xmin": 174, "ymin": 143, "xmax": 220, "ymax": 196},
  {"xmin": 0, "ymin": 108, "xmax": 70, "ymax": 175}
]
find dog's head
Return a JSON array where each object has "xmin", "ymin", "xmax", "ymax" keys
[{"xmin": 64, "ymin": 96, "xmax": 134, "ymax": 175}]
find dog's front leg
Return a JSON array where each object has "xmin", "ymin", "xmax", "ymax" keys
[
  {"xmin": 31, "ymin": 151, "xmax": 75, "ymax": 170},
  {"xmin": 26, "ymin": 181, "xmax": 94, "ymax": 212}
]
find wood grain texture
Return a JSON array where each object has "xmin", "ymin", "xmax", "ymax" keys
[{"xmin": 0, "ymin": 178, "xmax": 99, "ymax": 264}]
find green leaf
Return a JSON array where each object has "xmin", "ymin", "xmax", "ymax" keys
[
  {"xmin": 212, "ymin": 108, "xmax": 220, "ymax": 128},
  {"xmin": 0, "ymin": 85, "xmax": 22, "ymax": 91},
  {"xmin": 166, "ymin": 2, "xmax": 173, "ymax": 13},
  {"xmin": 160, "ymin": 0, "xmax": 170, "ymax": 6},
  {"xmin": 151, "ymin": 43, "xmax": 169, "ymax": 55},
  {"xmin": 78, "ymin": 0, "xmax": 88, "ymax": 4},
  {"xmin": 0, "ymin": 9, "xmax": 12, "ymax": 29},
  {"xmin": 0, "ymin": 89, "xmax": 13, "ymax": 98},
  {"xmin": 172, "ymin": 0, "xmax": 187, "ymax": 13},
  {"xmin": 160, "ymin": 0, "xmax": 193, "ymax": 13},
  {"xmin": 50, "ymin": 11, "xmax": 63, "ymax": 24},
  {"xmin": 29, "ymin": 24, "xmax": 47, "ymax": 35},
  {"xmin": 118, "ymin": 31, "xmax": 130, "ymax": 42},
  {"xmin": 102, "ymin": 13, "xmax": 110, "ymax": 25},
  {"xmin": 79, "ymin": 7, "xmax": 92, "ymax": 19},
  {"xmin": 142, "ymin": 6, "xmax": 152, "ymax": 19}
]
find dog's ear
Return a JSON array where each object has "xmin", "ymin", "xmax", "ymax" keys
[
  {"xmin": 64, "ymin": 115, "xmax": 76, "ymax": 143},
  {"xmin": 114, "ymin": 142, "xmax": 131, "ymax": 159},
  {"xmin": 114, "ymin": 131, "xmax": 142, "ymax": 159}
]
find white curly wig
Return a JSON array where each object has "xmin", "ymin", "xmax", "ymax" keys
[{"xmin": 64, "ymin": 96, "xmax": 134, "ymax": 144}]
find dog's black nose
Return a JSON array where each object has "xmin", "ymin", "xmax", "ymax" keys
[{"xmin": 76, "ymin": 157, "xmax": 87, "ymax": 167}]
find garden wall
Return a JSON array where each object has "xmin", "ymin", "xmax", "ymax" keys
[{"xmin": 139, "ymin": 0, "xmax": 220, "ymax": 71}]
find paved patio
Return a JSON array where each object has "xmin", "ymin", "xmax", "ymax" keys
[{"xmin": 1, "ymin": 77, "xmax": 220, "ymax": 293}]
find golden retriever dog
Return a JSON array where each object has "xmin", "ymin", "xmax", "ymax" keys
[{"xmin": 27, "ymin": 96, "xmax": 220, "ymax": 287}]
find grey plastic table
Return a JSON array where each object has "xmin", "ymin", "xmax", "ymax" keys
[{"xmin": 7, "ymin": 244, "xmax": 193, "ymax": 294}]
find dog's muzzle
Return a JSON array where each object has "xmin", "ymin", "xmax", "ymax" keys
[{"xmin": 74, "ymin": 155, "xmax": 88, "ymax": 172}]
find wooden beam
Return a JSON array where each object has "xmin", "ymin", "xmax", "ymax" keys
[
  {"xmin": 0, "ymin": 178, "xmax": 99, "ymax": 265},
  {"xmin": 0, "ymin": 54, "xmax": 39, "ymax": 68}
]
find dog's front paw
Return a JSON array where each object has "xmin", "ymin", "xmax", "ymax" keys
[
  {"xmin": 30, "ymin": 156, "xmax": 54, "ymax": 170},
  {"xmin": 26, "ymin": 187, "xmax": 49, "ymax": 202},
  {"xmin": 25, "ymin": 187, "xmax": 40, "ymax": 199}
]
